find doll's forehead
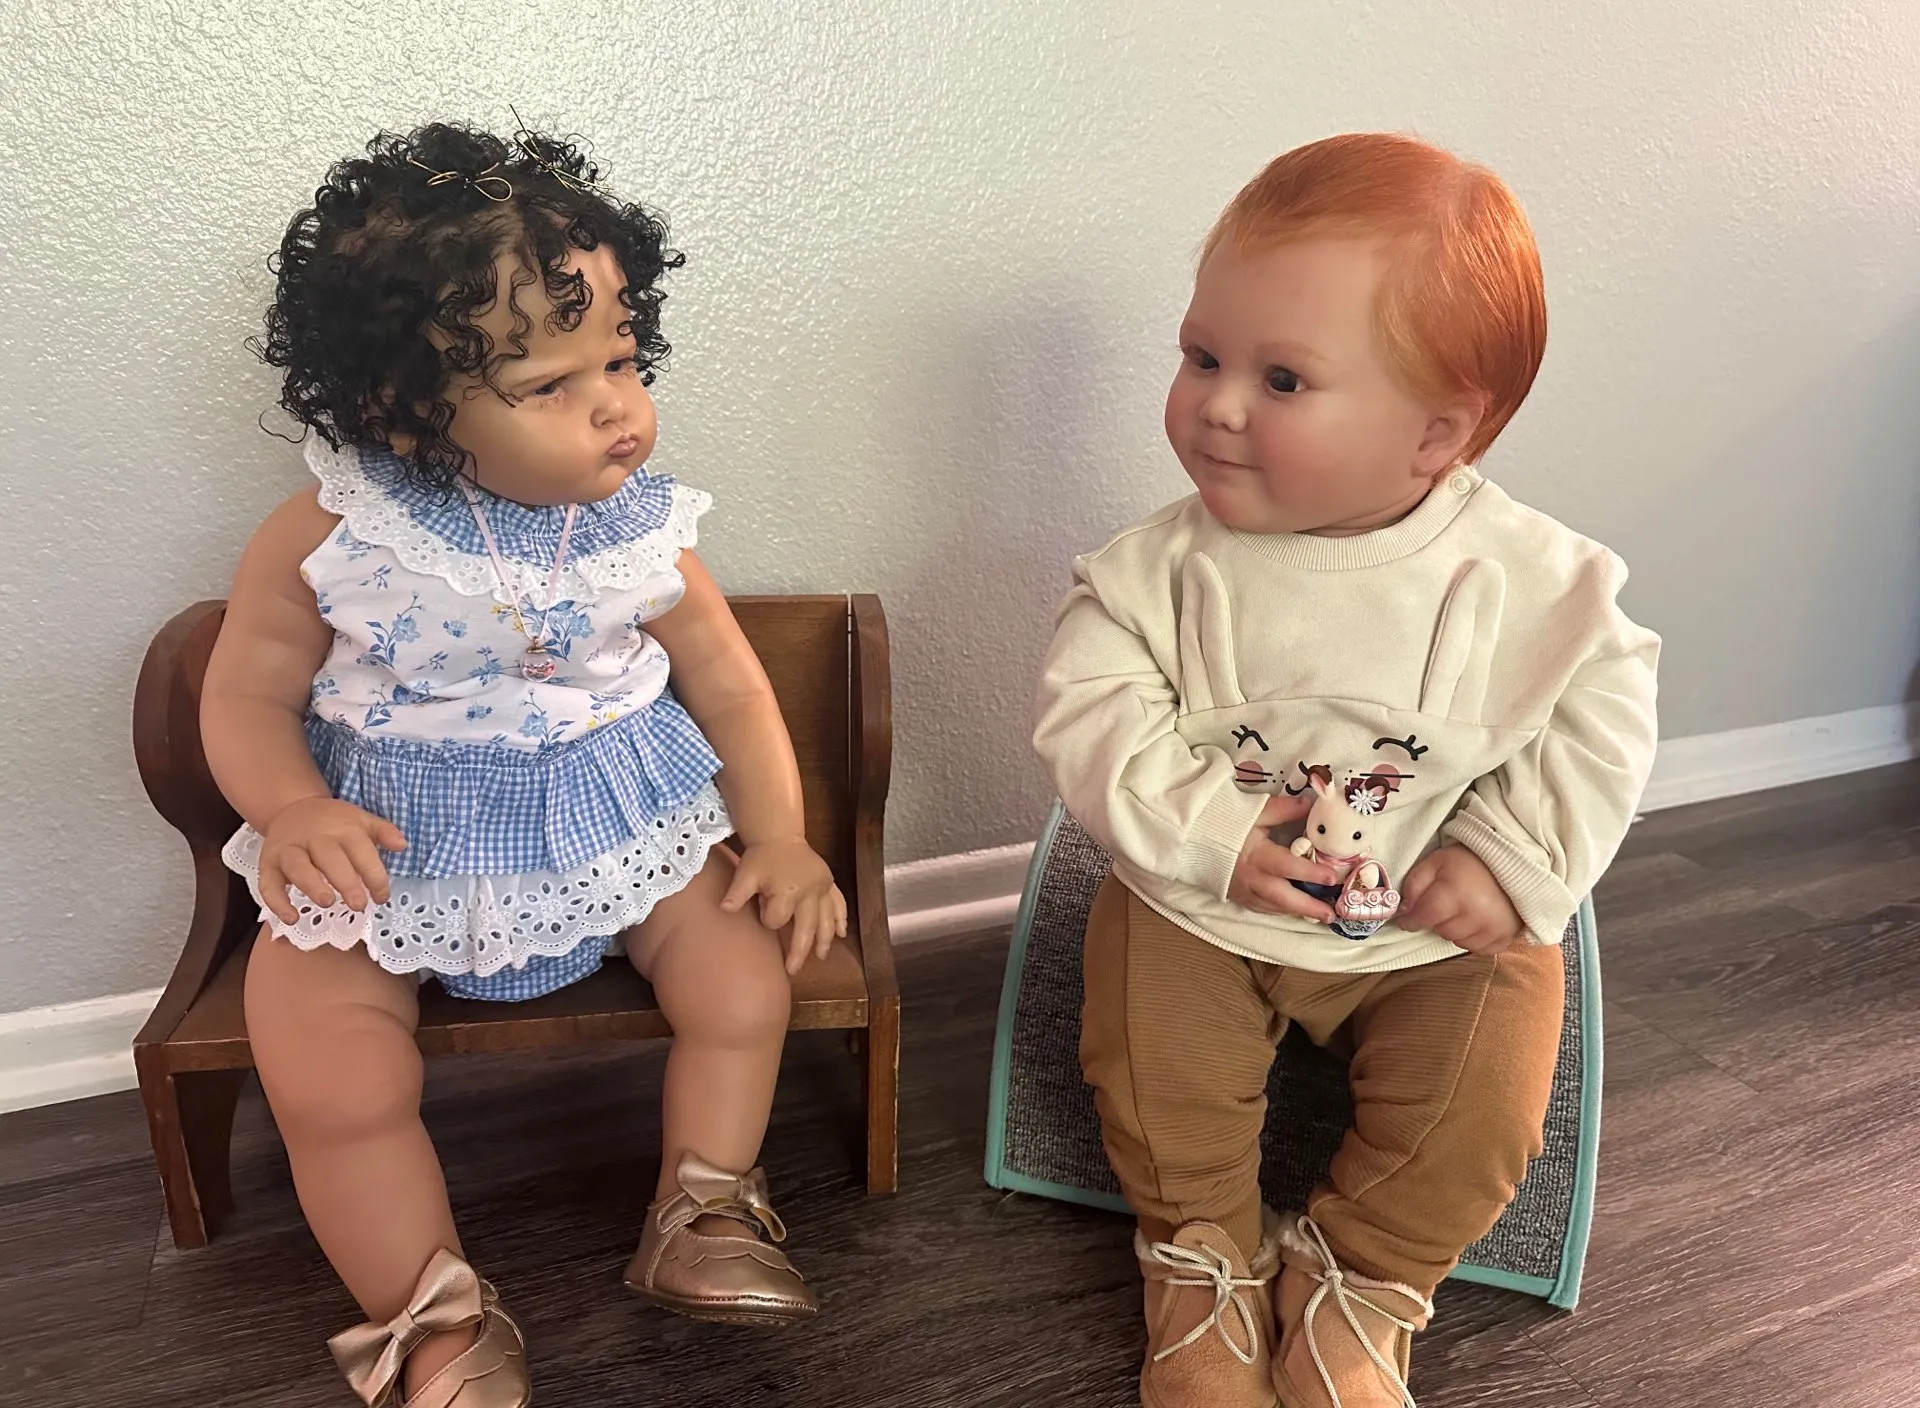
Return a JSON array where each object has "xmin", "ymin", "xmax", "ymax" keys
[{"xmin": 1184, "ymin": 238, "xmax": 1385, "ymax": 359}]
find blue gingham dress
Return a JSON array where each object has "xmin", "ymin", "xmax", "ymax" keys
[{"xmin": 221, "ymin": 440, "xmax": 734, "ymax": 1001}]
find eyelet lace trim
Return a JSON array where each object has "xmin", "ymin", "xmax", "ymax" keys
[
  {"xmin": 224, "ymin": 791, "xmax": 732, "ymax": 977},
  {"xmin": 306, "ymin": 438, "xmax": 709, "ymax": 605}
]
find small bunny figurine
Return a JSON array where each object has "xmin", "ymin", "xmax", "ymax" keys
[{"xmin": 1290, "ymin": 764, "xmax": 1408, "ymax": 939}]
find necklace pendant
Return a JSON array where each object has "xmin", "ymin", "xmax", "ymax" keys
[{"xmin": 520, "ymin": 646, "xmax": 557, "ymax": 682}]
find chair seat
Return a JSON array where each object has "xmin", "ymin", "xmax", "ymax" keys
[{"xmin": 165, "ymin": 935, "xmax": 873, "ymax": 1072}]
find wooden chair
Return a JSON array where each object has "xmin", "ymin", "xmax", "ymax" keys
[{"xmin": 131, "ymin": 595, "xmax": 898, "ymax": 1251}]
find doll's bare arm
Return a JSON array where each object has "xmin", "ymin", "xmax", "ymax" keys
[
  {"xmin": 648, "ymin": 551, "xmax": 846, "ymax": 967},
  {"xmin": 203, "ymin": 489, "xmax": 410, "ymax": 921},
  {"xmin": 200, "ymin": 487, "xmax": 341, "ymax": 832},
  {"xmin": 650, "ymin": 552, "xmax": 806, "ymax": 847}
]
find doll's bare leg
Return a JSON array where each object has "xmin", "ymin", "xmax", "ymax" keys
[
  {"xmin": 625, "ymin": 849, "xmax": 792, "ymax": 1210},
  {"xmin": 244, "ymin": 929, "xmax": 475, "ymax": 1397}
]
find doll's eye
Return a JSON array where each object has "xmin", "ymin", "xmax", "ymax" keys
[
  {"xmin": 1352, "ymin": 831, "xmax": 1363, "ymax": 841},
  {"xmin": 1267, "ymin": 367, "xmax": 1303, "ymax": 394},
  {"xmin": 1183, "ymin": 344, "xmax": 1219, "ymax": 371},
  {"xmin": 1316, "ymin": 824, "xmax": 1326, "ymax": 835}
]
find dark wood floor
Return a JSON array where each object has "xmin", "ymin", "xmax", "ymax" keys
[{"xmin": 6, "ymin": 765, "xmax": 1920, "ymax": 1407}]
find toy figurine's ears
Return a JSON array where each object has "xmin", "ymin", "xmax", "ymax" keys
[
  {"xmin": 1420, "ymin": 558, "xmax": 1506, "ymax": 722},
  {"xmin": 1306, "ymin": 764, "xmax": 1335, "ymax": 797},
  {"xmin": 1178, "ymin": 554, "xmax": 1247, "ymax": 714}
]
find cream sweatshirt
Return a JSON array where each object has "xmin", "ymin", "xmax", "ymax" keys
[{"xmin": 1032, "ymin": 466, "xmax": 1660, "ymax": 972}]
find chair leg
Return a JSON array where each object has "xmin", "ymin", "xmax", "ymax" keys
[
  {"xmin": 863, "ymin": 999, "xmax": 900, "ymax": 1195},
  {"xmin": 135, "ymin": 1052, "xmax": 247, "ymax": 1250}
]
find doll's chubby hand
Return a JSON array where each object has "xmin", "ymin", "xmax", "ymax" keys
[
  {"xmin": 257, "ymin": 796, "xmax": 408, "ymax": 923},
  {"xmin": 1397, "ymin": 845, "xmax": 1526, "ymax": 954},
  {"xmin": 1226, "ymin": 791, "xmax": 1340, "ymax": 921},
  {"xmin": 723, "ymin": 838, "xmax": 850, "ymax": 975}
]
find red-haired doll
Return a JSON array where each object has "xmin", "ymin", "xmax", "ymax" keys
[{"xmin": 1034, "ymin": 133, "xmax": 1658, "ymax": 1407}]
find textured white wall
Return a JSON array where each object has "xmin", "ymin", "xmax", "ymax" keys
[{"xmin": 3, "ymin": 0, "xmax": 1918, "ymax": 1010}]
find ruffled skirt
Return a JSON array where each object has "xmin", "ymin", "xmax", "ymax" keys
[{"xmin": 223, "ymin": 697, "xmax": 732, "ymax": 1001}]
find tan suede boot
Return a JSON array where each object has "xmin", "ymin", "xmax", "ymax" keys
[
  {"xmin": 1135, "ymin": 1209, "xmax": 1283, "ymax": 1408},
  {"xmin": 1271, "ymin": 1215, "xmax": 1432, "ymax": 1408}
]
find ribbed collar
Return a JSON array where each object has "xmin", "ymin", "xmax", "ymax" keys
[{"xmin": 1226, "ymin": 467, "xmax": 1483, "ymax": 570}]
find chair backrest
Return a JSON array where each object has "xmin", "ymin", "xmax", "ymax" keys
[
  {"xmin": 133, "ymin": 595, "xmax": 881, "ymax": 957},
  {"xmin": 726, "ymin": 595, "xmax": 859, "ymax": 887}
]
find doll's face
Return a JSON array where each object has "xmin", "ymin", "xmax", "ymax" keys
[
  {"xmin": 1164, "ymin": 238, "xmax": 1479, "ymax": 537},
  {"xmin": 439, "ymin": 243, "xmax": 657, "ymax": 506}
]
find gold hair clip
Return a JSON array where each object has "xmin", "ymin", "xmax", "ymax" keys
[
  {"xmin": 509, "ymin": 107, "xmax": 598, "ymax": 195},
  {"xmin": 406, "ymin": 156, "xmax": 515, "ymax": 202}
]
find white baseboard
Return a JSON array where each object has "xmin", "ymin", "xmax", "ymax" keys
[
  {"xmin": 0, "ymin": 988, "xmax": 161, "ymax": 1116},
  {"xmin": 1638, "ymin": 701, "xmax": 1918, "ymax": 813},
  {"xmin": 4, "ymin": 699, "xmax": 1914, "ymax": 1116},
  {"xmin": 884, "ymin": 842, "xmax": 1036, "ymax": 945}
]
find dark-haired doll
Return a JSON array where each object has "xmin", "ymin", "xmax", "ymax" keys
[{"xmin": 201, "ymin": 121, "xmax": 843, "ymax": 1407}]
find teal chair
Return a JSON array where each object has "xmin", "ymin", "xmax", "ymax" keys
[{"xmin": 984, "ymin": 802, "xmax": 1603, "ymax": 1310}]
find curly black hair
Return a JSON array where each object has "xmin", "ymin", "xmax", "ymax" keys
[{"xmin": 253, "ymin": 120, "xmax": 684, "ymax": 492}]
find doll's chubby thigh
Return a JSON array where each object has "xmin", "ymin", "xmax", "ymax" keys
[
  {"xmin": 243, "ymin": 925, "xmax": 425, "ymax": 1132},
  {"xmin": 620, "ymin": 847, "xmax": 793, "ymax": 1047}
]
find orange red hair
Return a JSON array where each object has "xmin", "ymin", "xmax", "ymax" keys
[{"xmin": 1204, "ymin": 133, "xmax": 1547, "ymax": 466}]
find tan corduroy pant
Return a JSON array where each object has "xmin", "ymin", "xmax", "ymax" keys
[{"xmin": 1079, "ymin": 874, "xmax": 1563, "ymax": 1295}]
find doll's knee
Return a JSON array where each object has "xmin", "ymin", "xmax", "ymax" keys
[
  {"xmin": 255, "ymin": 1015, "xmax": 424, "ymax": 1142},
  {"xmin": 709, "ymin": 959, "xmax": 794, "ymax": 1047},
  {"xmin": 668, "ymin": 951, "xmax": 793, "ymax": 1049}
]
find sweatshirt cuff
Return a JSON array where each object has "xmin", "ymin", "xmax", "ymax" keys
[
  {"xmin": 1175, "ymin": 783, "xmax": 1270, "ymax": 901},
  {"xmin": 1442, "ymin": 812, "xmax": 1577, "ymax": 947}
]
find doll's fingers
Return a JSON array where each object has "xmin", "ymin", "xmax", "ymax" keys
[
  {"xmin": 720, "ymin": 859, "xmax": 760, "ymax": 913},
  {"xmin": 283, "ymin": 852, "xmax": 337, "ymax": 909},
  {"xmin": 1253, "ymin": 878, "xmax": 1335, "ymax": 923},
  {"xmin": 790, "ymin": 903, "xmax": 818, "ymax": 961},
  {"xmin": 832, "ymin": 887, "xmax": 849, "ymax": 939},
  {"xmin": 341, "ymin": 833, "xmax": 392, "ymax": 906},
  {"xmin": 1244, "ymin": 837, "xmax": 1326, "ymax": 882},
  {"xmin": 308, "ymin": 839, "xmax": 369, "ymax": 911},
  {"xmin": 1264, "ymin": 848, "xmax": 1339, "ymax": 886},
  {"xmin": 370, "ymin": 819, "xmax": 408, "ymax": 853},
  {"xmin": 1256, "ymin": 791, "xmax": 1314, "ymax": 827},
  {"xmin": 762, "ymin": 887, "xmax": 800, "ymax": 933},
  {"xmin": 813, "ymin": 901, "xmax": 838, "ymax": 959},
  {"xmin": 1396, "ymin": 859, "xmax": 1437, "ymax": 915},
  {"xmin": 1396, "ymin": 867, "xmax": 1440, "ymax": 924},
  {"xmin": 783, "ymin": 924, "xmax": 811, "ymax": 976},
  {"xmin": 1409, "ymin": 889, "xmax": 1462, "ymax": 936},
  {"xmin": 256, "ymin": 858, "xmax": 300, "ymax": 926}
]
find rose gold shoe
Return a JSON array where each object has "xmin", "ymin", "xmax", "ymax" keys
[
  {"xmin": 327, "ymin": 1248, "xmax": 530, "ymax": 1407},
  {"xmin": 623, "ymin": 1154, "xmax": 818, "ymax": 1327}
]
